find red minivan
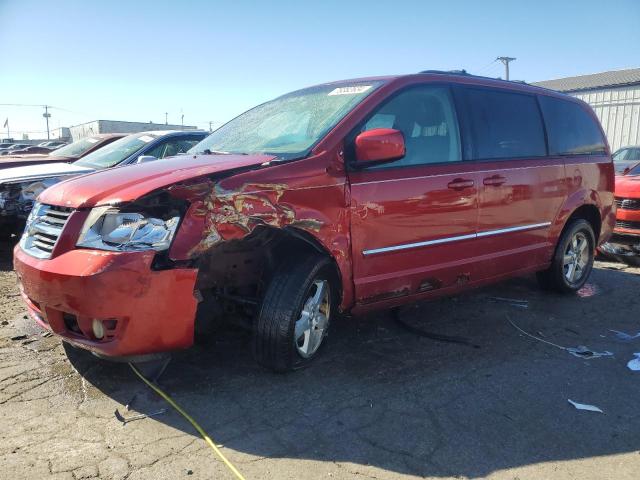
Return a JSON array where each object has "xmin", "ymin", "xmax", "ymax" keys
[{"xmin": 14, "ymin": 71, "xmax": 615, "ymax": 371}]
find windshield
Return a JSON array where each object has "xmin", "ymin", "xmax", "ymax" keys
[
  {"xmin": 190, "ymin": 81, "xmax": 383, "ymax": 160},
  {"xmin": 613, "ymin": 147, "xmax": 640, "ymax": 173},
  {"xmin": 51, "ymin": 137, "xmax": 102, "ymax": 158},
  {"xmin": 74, "ymin": 133, "xmax": 159, "ymax": 169}
]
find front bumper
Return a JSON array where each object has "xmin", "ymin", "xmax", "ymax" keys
[{"xmin": 14, "ymin": 246, "xmax": 199, "ymax": 358}]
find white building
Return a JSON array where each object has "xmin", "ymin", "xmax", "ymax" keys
[
  {"xmin": 533, "ymin": 68, "xmax": 640, "ymax": 152},
  {"xmin": 66, "ymin": 120, "xmax": 198, "ymax": 142}
]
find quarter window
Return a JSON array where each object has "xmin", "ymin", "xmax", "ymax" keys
[
  {"xmin": 358, "ymin": 86, "xmax": 462, "ymax": 167},
  {"xmin": 538, "ymin": 96, "xmax": 606, "ymax": 156},
  {"xmin": 459, "ymin": 87, "xmax": 546, "ymax": 160}
]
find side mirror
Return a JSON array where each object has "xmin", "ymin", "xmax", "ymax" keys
[
  {"xmin": 354, "ymin": 128, "xmax": 405, "ymax": 166},
  {"xmin": 623, "ymin": 167, "xmax": 631, "ymax": 175},
  {"xmin": 136, "ymin": 155, "xmax": 158, "ymax": 164}
]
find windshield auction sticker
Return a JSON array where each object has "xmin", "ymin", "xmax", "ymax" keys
[
  {"xmin": 138, "ymin": 135, "xmax": 155, "ymax": 143},
  {"xmin": 328, "ymin": 85, "xmax": 372, "ymax": 96}
]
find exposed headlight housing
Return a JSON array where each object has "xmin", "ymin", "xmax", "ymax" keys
[{"xmin": 76, "ymin": 206, "xmax": 180, "ymax": 252}]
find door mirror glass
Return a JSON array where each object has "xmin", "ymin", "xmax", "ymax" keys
[
  {"xmin": 354, "ymin": 128, "xmax": 405, "ymax": 165},
  {"xmin": 136, "ymin": 155, "xmax": 158, "ymax": 164}
]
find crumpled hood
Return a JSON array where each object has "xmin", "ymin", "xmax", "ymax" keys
[
  {"xmin": 0, "ymin": 162, "xmax": 93, "ymax": 184},
  {"xmin": 39, "ymin": 154, "xmax": 276, "ymax": 208},
  {"xmin": 615, "ymin": 175, "xmax": 640, "ymax": 198}
]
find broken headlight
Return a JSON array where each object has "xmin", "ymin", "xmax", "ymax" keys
[{"xmin": 76, "ymin": 206, "xmax": 180, "ymax": 252}]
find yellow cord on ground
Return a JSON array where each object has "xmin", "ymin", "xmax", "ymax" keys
[{"xmin": 129, "ymin": 363, "xmax": 247, "ymax": 480}]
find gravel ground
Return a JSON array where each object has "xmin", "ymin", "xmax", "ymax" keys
[{"xmin": 1, "ymin": 239, "xmax": 639, "ymax": 480}]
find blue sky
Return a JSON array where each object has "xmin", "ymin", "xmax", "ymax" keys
[{"xmin": 1, "ymin": 0, "xmax": 639, "ymax": 139}]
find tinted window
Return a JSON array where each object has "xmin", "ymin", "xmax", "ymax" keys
[
  {"xmin": 74, "ymin": 133, "xmax": 160, "ymax": 169},
  {"xmin": 358, "ymin": 85, "xmax": 461, "ymax": 167},
  {"xmin": 460, "ymin": 87, "xmax": 546, "ymax": 160},
  {"xmin": 627, "ymin": 163, "xmax": 640, "ymax": 176},
  {"xmin": 538, "ymin": 96, "xmax": 606, "ymax": 156},
  {"xmin": 146, "ymin": 137, "xmax": 202, "ymax": 159},
  {"xmin": 613, "ymin": 147, "xmax": 640, "ymax": 173}
]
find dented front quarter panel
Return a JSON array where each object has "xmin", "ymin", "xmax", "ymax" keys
[{"xmin": 168, "ymin": 149, "xmax": 355, "ymax": 310}]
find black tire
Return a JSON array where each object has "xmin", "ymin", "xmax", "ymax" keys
[
  {"xmin": 536, "ymin": 219, "xmax": 595, "ymax": 293},
  {"xmin": 253, "ymin": 254, "xmax": 336, "ymax": 372}
]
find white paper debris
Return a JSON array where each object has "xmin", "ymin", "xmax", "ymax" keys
[
  {"xmin": 627, "ymin": 353, "xmax": 640, "ymax": 371},
  {"xmin": 568, "ymin": 399, "xmax": 603, "ymax": 413},
  {"xmin": 610, "ymin": 330, "xmax": 640, "ymax": 341}
]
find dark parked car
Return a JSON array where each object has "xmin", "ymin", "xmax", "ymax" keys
[
  {"xmin": 613, "ymin": 146, "xmax": 640, "ymax": 174},
  {"xmin": 0, "ymin": 143, "xmax": 30, "ymax": 154},
  {"xmin": 0, "ymin": 134, "xmax": 125, "ymax": 170},
  {"xmin": 0, "ymin": 130, "xmax": 206, "ymax": 232},
  {"xmin": 6, "ymin": 146, "xmax": 54, "ymax": 155}
]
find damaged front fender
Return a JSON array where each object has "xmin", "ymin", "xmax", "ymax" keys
[{"xmin": 166, "ymin": 153, "xmax": 354, "ymax": 310}]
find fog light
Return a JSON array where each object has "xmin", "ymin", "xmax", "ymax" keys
[{"xmin": 92, "ymin": 319, "xmax": 105, "ymax": 339}]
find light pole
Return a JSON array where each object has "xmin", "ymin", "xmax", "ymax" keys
[
  {"xmin": 165, "ymin": 112, "xmax": 168, "ymax": 125},
  {"xmin": 181, "ymin": 114, "xmax": 184, "ymax": 130},
  {"xmin": 496, "ymin": 57, "xmax": 516, "ymax": 80},
  {"xmin": 43, "ymin": 105, "xmax": 51, "ymax": 139}
]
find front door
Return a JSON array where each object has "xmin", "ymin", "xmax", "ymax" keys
[{"xmin": 348, "ymin": 84, "xmax": 480, "ymax": 306}]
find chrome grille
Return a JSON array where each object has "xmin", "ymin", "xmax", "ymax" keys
[
  {"xmin": 615, "ymin": 219, "xmax": 640, "ymax": 231},
  {"xmin": 615, "ymin": 197, "xmax": 640, "ymax": 211},
  {"xmin": 20, "ymin": 204, "xmax": 74, "ymax": 259}
]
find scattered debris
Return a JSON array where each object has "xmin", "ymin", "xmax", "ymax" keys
[
  {"xmin": 568, "ymin": 399, "xmax": 604, "ymax": 413},
  {"xmin": 114, "ymin": 408, "xmax": 167, "ymax": 425},
  {"xmin": 40, "ymin": 331, "xmax": 53, "ymax": 338},
  {"xmin": 627, "ymin": 353, "xmax": 640, "ymax": 371},
  {"xmin": 490, "ymin": 297, "xmax": 529, "ymax": 308},
  {"xmin": 576, "ymin": 283, "xmax": 600, "ymax": 298},
  {"xmin": 507, "ymin": 316, "xmax": 613, "ymax": 360},
  {"xmin": 610, "ymin": 330, "xmax": 640, "ymax": 341},
  {"xmin": 21, "ymin": 339, "xmax": 37, "ymax": 346},
  {"xmin": 125, "ymin": 394, "xmax": 137, "ymax": 412},
  {"xmin": 10, "ymin": 334, "xmax": 27, "ymax": 341},
  {"xmin": 566, "ymin": 345, "xmax": 613, "ymax": 359},
  {"xmin": 1, "ymin": 320, "xmax": 8, "ymax": 326}
]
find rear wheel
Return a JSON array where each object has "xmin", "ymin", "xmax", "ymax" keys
[
  {"xmin": 537, "ymin": 219, "xmax": 595, "ymax": 293},
  {"xmin": 253, "ymin": 254, "xmax": 335, "ymax": 372}
]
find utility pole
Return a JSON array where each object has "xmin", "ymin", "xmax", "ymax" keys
[
  {"xmin": 181, "ymin": 114, "xmax": 184, "ymax": 130},
  {"xmin": 165, "ymin": 112, "xmax": 168, "ymax": 125},
  {"xmin": 496, "ymin": 56, "xmax": 516, "ymax": 80},
  {"xmin": 43, "ymin": 105, "xmax": 51, "ymax": 139},
  {"xmin": 208, "ymin": 121, "xmax": 213, "ymax": 132}
]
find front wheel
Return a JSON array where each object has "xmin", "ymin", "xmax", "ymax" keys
[
  {"xmin": 253, "ymin": 254, "xmax": 336, "ymax": 372},
  {"xmin": 537, "ymin": 219, "xmax": 595, "ymax": 293}
]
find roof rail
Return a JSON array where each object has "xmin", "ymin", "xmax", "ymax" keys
[
  {"xmin": 419, "ymin": 69, "xmax": 470, "ymax": 75},
  {"xmin": 418, "ymin": 69, "xmax": 528, "ymax": 85}
]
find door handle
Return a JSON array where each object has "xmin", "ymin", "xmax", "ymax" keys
[
  {"xmin": 447, "ymin": 178, "xmax": 475, "ymax": 190},
  {"xmin": 483, "ymin": 175, "xmax": 507, "ymax": 186}
]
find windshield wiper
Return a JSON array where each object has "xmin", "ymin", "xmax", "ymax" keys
[{"xmin": 201, "ymin": 149, "xmax": 248, "ymax": 155}]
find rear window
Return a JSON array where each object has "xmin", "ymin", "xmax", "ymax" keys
[
  {"xmin": 538, "ymin": 96, "xmax": 606, "ymax": 156},
  {"xmin": 459, "ymin": 87, "xmax": 546, "ymax": 160}
]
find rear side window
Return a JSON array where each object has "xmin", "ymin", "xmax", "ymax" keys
[
  {"xmin": 459, "ymin": 87, "xmax": 546, "ymax": 160},
  {"xmin": 538, "ymin": 96, "xmax": 606, "ymax": 156}
]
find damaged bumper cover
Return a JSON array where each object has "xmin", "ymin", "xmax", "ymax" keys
[
  {"xmin": 14, "ymin": 246, "xmax": 199, "ymax": 358},
  {"xmin": 600, "ymin": 234, "xmax": 640, "ymax": 263}
]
